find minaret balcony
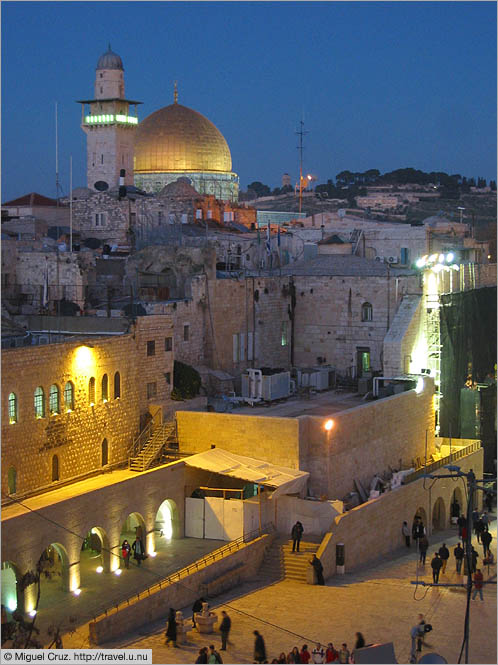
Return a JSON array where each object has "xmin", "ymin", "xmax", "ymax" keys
[{"xmin": 83, "ymin": 114, "xmax": 138, "ymax": 126}]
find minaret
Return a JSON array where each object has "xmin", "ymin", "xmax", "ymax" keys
[{"xmin": 77, "ymin": 46, "xmax": 142, "ymax": 191}]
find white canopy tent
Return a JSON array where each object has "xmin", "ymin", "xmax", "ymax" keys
[{"xmin": 183, "ymin": 447, "xmax": 309, "ymax": 498}]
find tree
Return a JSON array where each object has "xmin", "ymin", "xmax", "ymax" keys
[
  {"xmin": 489, "ymin": 180, "xmax": 496, "ymax": 191},
  {"xmin": 247, "ymin": 181, "xmax": 271, "ymax": 198}
]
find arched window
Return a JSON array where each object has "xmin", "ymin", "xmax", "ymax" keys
[
  {"xmin": 8, "ymin": 392, "xmax": 18, "ymax": 424},
  {"xmin": 101, "ymin": 438, "xmax": 108, "ymax": 466},
  {"xmin": 8, "ymin": 467, "xmax": 17, "ymax": 494},
  {"xmin": 49, "ymin": 384, "xmax": 60, "ymax": 415},
  {"xmin": 52, "ymin": 455, "xmax": 59, "ymax": 482},
  {"xmin": 361, "ymin": 302, "xmax": 373, "ymax": 322},
  {"xmin": 101, "ymin": 374, "xmax": 109, "ymax": 402},
  {"xmin": 89, "ymin": 377, "xmax": 96, "ymax": 405},
  {"xmin": 34, "ymin": 387, "xmax": 45, "ymax": 419},
  {"xmin": 114, "ymin": 372, "xmax": 121, "ymax": 399},
  {"xmin": 64, "ymin": 382, "xmax": 74, "ymax": 411}
]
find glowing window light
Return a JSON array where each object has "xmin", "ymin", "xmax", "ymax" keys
[
  {"xmin": 415, "ymin": 378, "xmax": 424, "ymax": 394},
  {"xmin": 96, "ymin": 566, "xmax": 103, "ymax": 573},
  {"xmin": 114, "ymin": 568, "xmax": 122, "ymax": 576},
  {"xmin": 73, "ymin": 588, "xmax": 81, "ymax": 596},
  {"xmin": 446, "ymin": 252, "xmax": 454, "ymax": 262}
]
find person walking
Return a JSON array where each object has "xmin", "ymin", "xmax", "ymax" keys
[
  {"xmin": 219, "ymin": 610, "xmax": 231, "ymax": 651},
  {"xmin": 457, "ymin": 514, "xmax": 466, "ymax": 539},
  {"xmin": 192, "ymin": 596, "xmax": 205, "ymax": 629},
  {"xmin": 481, "ymin": 529, "xmax": 492, "ymax": 557},
  {"xmin": 310, "ymin": 554, "xmax": 325, "ymax": 585},
  {"xmin": 412, "ymin": 516, "xmax": 425, "ymax": 544},
  {"xmin": 454, "ymin": 542, "xmax": 464, "ymax": 574},
  {"xmin": 481, "ymin": 511, "xmax": 490, "ymax": 531},
  {"xmin": 438, "ymin": 543, "xmax": 450, "ymax": 574},
  {"xmin": 208, "ymin": 645, "xmax": 223, "ymax": 664},
  {"xmin": 132, "ymin": 535, "xmax": 145, "ymax": 566},
  {"xmin": 471, "ymin": 545, "xmax": 479, "ymax": 573},
  {"xmin": 165, "ymin": 607, "xmax": 177, "ymax": 647},
  {"xmin": 253, "ymin": 630, "xmax": 266, "ymax": 664},
  {"xmin": 409, "ymin": 614, "xmax": 426, "ymax": 662},
  {"xmin": 431, "ymin": 552, "xmax": 443, "ymax": 583},
  {"xmin": 300, "ymin": 644, "xmax": 311, "ymax": 663},
  {"xmin": 471, "ymin": 569, "xmax": 484, "ymax": 601},
  {"xmin": 338, "ymin": 644, "xmax": 350, "ymax": 664},
  {"xmin": 311, "ymin": 643, "xmax": 325, "ymax": 663},
  {"xmin": 121, "ymin": 539, "xmax": 131, "ymax": 569},
  {"xmin": 402, "ymin": 521, "xmax": 411, "ymax": 547},
  {"xmin": 325, "ymin": 643, "xmax": 339, "ymax": 663},
  {"xmin": 418, "ymin": 535, "xmax": 429, "ymax": 565},
  {"xmin": 475, "ymin": 517, "xmax": 485, "ymax": 544},
  {"xmin": 291, "ymin": 521, "xmax": 304, "ymax": 553}
]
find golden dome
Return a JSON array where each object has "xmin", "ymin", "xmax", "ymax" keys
[{"xmin": 134, "ymin": 103, "xmax": 232, "ymax": 174}]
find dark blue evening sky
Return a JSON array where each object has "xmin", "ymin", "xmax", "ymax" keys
[{"xmin": 2, "ymin": 1, "xmax": 496, "ymax": 201}]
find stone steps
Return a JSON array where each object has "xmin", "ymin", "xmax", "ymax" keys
[{"xmin": 261, "ymin": 539, "xmax": 319, "ymax": 583}]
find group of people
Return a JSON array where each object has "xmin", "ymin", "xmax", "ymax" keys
[
  {"xmin": 266, "ymin": 634, "xmax": 366, "ymax": 664},
  {"xmin": 121, "ymin": 535, "xmax": 146, "ymax": 568}
]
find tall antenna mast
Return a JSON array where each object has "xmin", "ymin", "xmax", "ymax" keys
[{"xmin": 296, "ymin": 118, "xmax": 308, "ymax": 214}]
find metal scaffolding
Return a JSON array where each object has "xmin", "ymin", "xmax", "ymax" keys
[{"xmin": 425, "ymin": 291, "xmax": 442, "ymax": 434}]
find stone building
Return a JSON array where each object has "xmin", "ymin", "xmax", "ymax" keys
[{"xmin": 1, "ymin": 315, "xmax": 174, "ymax": 496}]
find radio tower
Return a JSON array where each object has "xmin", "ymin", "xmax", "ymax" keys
[{"xmin": 296, "ymin": 119, "xmax": 308, "ymax": 214}]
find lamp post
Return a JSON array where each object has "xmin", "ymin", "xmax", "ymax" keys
[{"xmin": 324, "ymin": 419, "xmax": 334, "ymax": 499}]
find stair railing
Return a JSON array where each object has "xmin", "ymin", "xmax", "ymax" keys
[{"xmin": 128, "ymin": 420, "xmax": 154, "ymax": 469}]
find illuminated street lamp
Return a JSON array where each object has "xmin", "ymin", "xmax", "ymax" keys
[{"xmin": 324, "ymin": 419, "xmax": 334, "ymax": 498}]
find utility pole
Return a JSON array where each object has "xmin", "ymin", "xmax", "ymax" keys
[{"xmin": 296, "ymin": 119, "xmax": 308, "ymax": 214}]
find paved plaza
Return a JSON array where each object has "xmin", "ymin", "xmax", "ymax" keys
[{"xmin": 59, "ymin": 522, "xmax": 496, "ymax": 664}]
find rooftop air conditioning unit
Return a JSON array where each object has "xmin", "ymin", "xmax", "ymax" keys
[
  {"xmin": 374, "ymin": 256, "xmax": 384, "ymax": 263},
  {"xmin": 388, "ymin": 256, "xmax": 399, "ymax": 264}
]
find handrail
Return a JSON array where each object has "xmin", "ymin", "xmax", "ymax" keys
[
  {"xmin": 91, "ymin": 523, "xmax": 274, "ymax": 621},
  {"xmin": 128, "ymin": 420, "xmax": 154, "ymax": 464},
  {"xmin": 403, "ymin": 441, "xmax": 481, "ymax": 484}
]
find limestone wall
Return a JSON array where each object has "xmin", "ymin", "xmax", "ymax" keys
[
  {"xmin": 383, "ymin": 295, "xmax": 424, "ymax": 376},
  {"xmin": 298, "ymin": 378, "xmax": 436, "ymax": 500},
  {"xmin": 176, "ymin": 411, "xmax": 300, "ymax": 469},
  {"xmin": 2, "ymin": 315, "xmax": 174, "ymax": 495},
  {"xmin": 317, "ymin": 447, "xmax": 483, "ymax": 578}
]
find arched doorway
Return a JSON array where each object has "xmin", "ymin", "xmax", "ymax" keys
[
  {"xmin": 119, "ymin": 512, "xmax": 147, "ymax": 567},
  {"xmin": 1, "ymin": 561, "xmax": 22, "ymax": 614},
  {"xmin": 432, "ymin": 497, "xmax": 446, "ymax": 531},
  {"xmin": 413, "ymin": 507, "xmax": 428, "ymax": 532},
  {"xmin": 36, "ymin": 543, "xmax": 70, "ymax": 615},
  {"xmin": 154, "ymin": 499, "xmax": 180, "ymax": 550},
  {"xmin": 80, "ymin": 526, "xmax": 111, "ymax": 578},
  {"xmin": 450, "ymin": 487, "xmax": 464, "ymax": 523}
]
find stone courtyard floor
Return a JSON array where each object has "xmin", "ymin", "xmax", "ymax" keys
[{"xmin": 60, "ymin": 522, "xmax": 497, "ymax": 664}]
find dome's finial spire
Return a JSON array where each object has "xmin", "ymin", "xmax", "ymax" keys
[{"xmin": 174, "ymin": 80, "xmax": 178, "ymax": 104}]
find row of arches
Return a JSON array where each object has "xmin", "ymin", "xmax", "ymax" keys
[
  {"xmin": 8, "ymin": 373, "xmax": 121, "ymax": 424},
  {"xmin": 412, "ymin": 487, "xmax": 464, "ymax": 533},
  {"xmin": 1, "ymin": 501, "xmax": 178, "ymax": 615}
]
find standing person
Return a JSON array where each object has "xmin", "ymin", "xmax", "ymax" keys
[
  {"xmin": 291, "ymin": 521, "xmax": 304, "ymax": 553},
  {"xmin": 288, "ymin": 646, "xmax": 301, "ymax": 663},
  {"xmin": 431, "ymin": 552, "xmax": 442, "ymax": 583},
  {"xmin": 471, "ymin": 569, "xmax": 484, "ymax": 601},
  {"xmin": 354, "ymin": 633, "xmax": 365, "ymax": 650},
  {"xmin": 253, "ymin": 630, "xmax": 266, "ymax": 664},
  {"xmin": 481, "ymin": 529, "xmax": 492, "ymax": 557},
  {"xmin": 338, "ymin": 644, "xmax": 350, "ymax": 664},
  {"xmin": 412, "ymin": 516, "xmax": 425, "ymax": 543},
  {"xmin": 121, "ymin": 539, "xmax": 131, "ymax": 569},
  {"xmin": 454, "ymin": 542, "xmax": 464, "ymax": 574},
  {"xmin": 192, "ymin": 597, "xmax": 205, "ymax": 629},
  {"xmin": 484, "ymin": 491, "xmax": 493, "ymax": 513},
  {"xmin": 165, "ymin": 607, "xmax": 177, "ymax": 647},
  {"xmin": 277, "ymin": 653, "xmax": 287, "ymax": 664},
  {"xmin": 219, "ymin": 610, "xmax": 231, "ymax": 651},
  {"xmin": 471, "ymin": 545, "xmax": 479, "ymax": 573},
  {"xmin": 438, "ymin": 543, "xmax": 450, "ymax": 574},
  {"xmin": 208, "ymin": 645, "xmax": 223, "ymax": 664},
  {"xmin": 325, "ymin": 643, "xmax": 339, "ymax": 663},
  {"xmin": 481, "ymin": 511, "xmax": 490, "ymax": 531},
  {"xmin": 418, "ymin": 534, "xmax": 429, "ymax": 565},
  {"xmin": 451, "ymin": 498, "xmax": 461, "ymax": 520},
  {"xmin": 311, "ymin": 643, "xmax": 325, "ymax": 663},
  {"xmin": 402, "ymin": 521, "xmax": 411, "ymax": 547},
  {"xmin": 310, "ymin": 554, "xmax": 325, "ymax": 585},
  {"xmin": 132, "ymin": 535, "xmax": 145, "ymax": 566},
  {"xmin": 300, "ymin": 645, "xmax": 311, "ymax": 664}
]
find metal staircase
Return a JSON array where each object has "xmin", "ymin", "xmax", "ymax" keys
[
  {"xmin": 349, "ymin": 229, "xmax": 364, "ymax": 256},
  {"xmin": 128, "ymin": 420, "xmax": 178, "ymax": 472}
]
